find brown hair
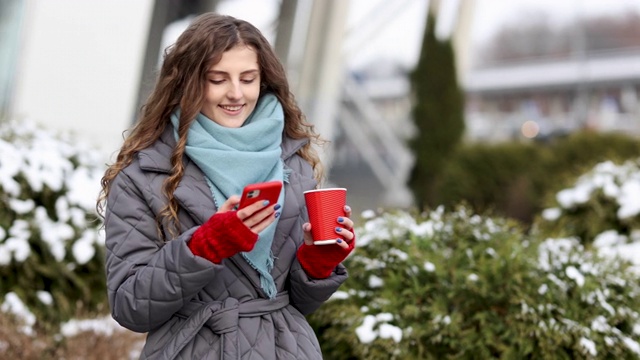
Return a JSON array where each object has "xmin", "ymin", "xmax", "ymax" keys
[{"xmin": 97, "ymin": 13, "xmax": 323, "ymax": 238}]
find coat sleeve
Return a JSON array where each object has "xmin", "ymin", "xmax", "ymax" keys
[
  {"xmin": 288, "ymin": 258, "xmax": 348, "ymax": 315},
  {"xmin": 282, "ymin": 150, "xmax": 349, "ymax": 315},
  {"xmin": 104, "ymin": 170, "xmax": 217, "ymax": 333}
]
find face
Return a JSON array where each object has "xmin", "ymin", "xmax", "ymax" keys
[{"xmin": 201, "ymin": 45, "xmax": 261, "ymax": 128}]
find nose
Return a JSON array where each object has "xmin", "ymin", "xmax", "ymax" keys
[{"xmin": 226, "ymin": 81, "xmax": 242, "ymax": 100}]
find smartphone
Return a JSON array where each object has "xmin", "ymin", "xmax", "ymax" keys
[{"xmin": 238, "ymin": 181, "xmax": 283, "ymax": 210}]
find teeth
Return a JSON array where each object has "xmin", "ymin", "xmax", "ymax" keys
[{"xmin": 221, "ymin": 105, "xmax": 242, "ymax": 111}]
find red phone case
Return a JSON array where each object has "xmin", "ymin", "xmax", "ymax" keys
[{"xmin": 239, "ymin": 181, "xmax": 283, "ymax": 209}]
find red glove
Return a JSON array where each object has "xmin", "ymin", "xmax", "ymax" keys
[
  {"xmin": 297, "ymin": 235, "xmax": 355, "ymax": 279},
  {"xmin": 188, "ymin": 211, "xmax": 258, "ymax": 264}
]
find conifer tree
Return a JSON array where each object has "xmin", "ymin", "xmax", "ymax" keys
[{"xmin": 408, "ymin": 10, "xmax": 465, "ymax": 210}]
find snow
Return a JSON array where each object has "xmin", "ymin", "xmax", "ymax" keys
[
  {"xmin": 1, "ymin": 292, "xmax": 36, "ymax": 336},
  {"xmin": 552, "ymin": 160, "xmax": 640, "ymax": 222},
  {"xmin": 378, "ymin": 323, "xmax": 403, "ymax": 342},
  {"xmin": 565, "ymin": 266, "xmax": 585, "ymax": 287},
  {"xmin": 541, "ymin": 207, "xmax": 561, "ymax": 221},
  {"xmin": 580, "ymin": 337, "xmax": 597, "ymax": 356},
  {"xmin": 0, "ymin": 120, "xmax": 110, "ymax": 336},
  {"xmin": 329, "ymin": 291, "xmax": 350, "ymax": 300},
  {"xmin": 623, "ymin": 336, "xmax": 640, "ymax": 355},
  {"xmin": 368, "ymin": 275, "xmax": 384, "ymax": 288},
  {"xmin": 355, "ymin": 313, "xmax": 402, "ymax": 344},
  {"xmin": 0, "ymin": 220, "xmax": 32, "ymax": 265},
  {"xmin": 618, "ymin": 180, "xmax": 640, "ymax": 219},
  {"xmin": 355, "ymin": 315, "xmax": 378, "ymax": 343},
  {"xmin": 72, "ymin": 230, "xmax": 98, "ymax": 265},
  {"xmin": 424, "ymin": 261, "xmax": 436, "ymax": 272},
  {"xmin": 60, "ymin": 315, "xmax": 126, "ymax": 337},
  {"xmin": 36, "ymin": 291, "xmax": 53, "ymax": 306}
]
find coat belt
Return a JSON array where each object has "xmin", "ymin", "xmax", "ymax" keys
[{"xmin": 159, "ymin": 292, "xmax": 290, "ymax": 359}]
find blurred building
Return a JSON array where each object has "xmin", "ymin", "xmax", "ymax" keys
[
  {"xmin": 465, "ymin": 49, "xmax": 640, "ymax": 142},
  {"xmin": 8, "ymin": 0, "xmax": 636, "ymax": 213},
  {"xmin": 1, "ymin": 0, "xmax": 223, "ymax": 156},
  {"xmin": 0, "ymin": 0, "xmax": 422, "ymax": 213}
]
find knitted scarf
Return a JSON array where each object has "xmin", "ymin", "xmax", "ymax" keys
[{"xmin": 171, "ymin": 94, "xmax": 285, "ymax": 299}]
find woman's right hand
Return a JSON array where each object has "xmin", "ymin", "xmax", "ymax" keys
[
  {"xmin": 218, "ymin": 195, "xmax": 281, "ymax": 234},
  {"xmin": 188, "ymin": 196, "xmax": 280, "ymax": 264}
]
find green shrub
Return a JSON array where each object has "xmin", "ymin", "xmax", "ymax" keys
[
  {"xmin": 436, "ymin": 131, "xmax": 640, "ymax": 223},
  {"xmin": 437, "ymin": 141, "xmax": 544, "ymax": 222},
  {"xmin": 534, "ymin": 159, "xmax": 640, "ymax": 247},
  {"xmin": 0, "ymin": 120, "xmax": 107, "ymax": 332},
  {"xmin": 310, "ymin": 207, "xmax": 640, "ymax": 359}
]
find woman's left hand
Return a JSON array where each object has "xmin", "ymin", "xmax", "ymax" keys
[{"xmin": 302, "ymin": 205, "xmax": 355, "ymax": 249}]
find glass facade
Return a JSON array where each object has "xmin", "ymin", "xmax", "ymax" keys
[{"xmin": 0, "ymin": 0, "xmax": 25, "ymax": 119}]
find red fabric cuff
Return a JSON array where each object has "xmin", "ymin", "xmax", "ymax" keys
[
  {"xmin": 297, "ymin": 235, "xmax": 355, "ymax": 279},
  {"xmin": 188, "ymin": 211, "xmax": 258, "ymax": 264}
]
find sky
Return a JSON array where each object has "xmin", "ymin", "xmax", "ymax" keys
[{"xmin": 215, "ymin": 0, "xmax": 640, "ymax": 70}]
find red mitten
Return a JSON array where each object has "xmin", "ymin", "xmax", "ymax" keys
[
  {"xmin": 297, "ymin": 236, "xmax": 356, "ymax": 279},
  {"xmin": 188, "ymin": 211, "xmax": 258, "ymax": 264}
]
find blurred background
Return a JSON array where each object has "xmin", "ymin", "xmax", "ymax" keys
[
  {"xmin": 1, "ymin": 0, "xmax": 640, "ymax": 217},
  {"xmin": 3, "ymin": 2, "xmax": 640, "ymax": 357}
]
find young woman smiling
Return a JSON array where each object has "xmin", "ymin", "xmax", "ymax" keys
[{"xmin": 98, "ymin": 12, "xmax": 355, "ymax": 360}]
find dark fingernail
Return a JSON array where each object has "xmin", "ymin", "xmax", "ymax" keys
[
  {"xmin": 275, "ymin": 212, "xmax": 281, "ymax": 218},
  {"xmin": 274, "ymin": 204, "xmax": 281, "ymax": 210},
  {"xmin": 335, "ymin": 227, "xmax": 342, "ymax": 232},
  {"xmin": 338, "ymin": 217, "xmax": 344, "ymax": 223},
  {"xmin": 336, "ymin": 238, "xmax": 343, "ymax": 243},
  {"xmin": 262, "ymin": 200, "xmax": 270, "ymax": 206},
  {"xmin": 344, "ymin": 205, "xmax": 351, "ymax": 212}
]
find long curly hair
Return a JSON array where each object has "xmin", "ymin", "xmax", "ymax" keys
[{"xmin": 97, "ymin": 13, "xmax": 323, "ymax": 239}]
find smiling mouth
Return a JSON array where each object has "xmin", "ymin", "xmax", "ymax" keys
[{"xmin": 220, "ymin": 105, "xmax": 243, "ymax": 111}]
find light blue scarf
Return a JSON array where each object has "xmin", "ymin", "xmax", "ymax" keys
[{"xmin": 171, "ymin": 94, "xmax": 285, "ymax": 299}]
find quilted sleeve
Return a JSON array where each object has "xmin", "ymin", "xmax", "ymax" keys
[
  {"xmin": 288, "ymin": 257, "xmax": 348, "ymax": 315},
  {"xmin": 283, "ymin": 149, "xmax": 348, "ymax": 315},
  {"xmin": 104, "ymin": 171, "xmax": 217, "ymax": 333}
]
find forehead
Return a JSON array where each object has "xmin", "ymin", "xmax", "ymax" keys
[{"xmin": 209, "ymin": 45, "xmax": 259, "ymax": 73}]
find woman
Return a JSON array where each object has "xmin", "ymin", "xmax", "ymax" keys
[{"xmin": 98, "ymin": 13, "xmax": 355, "ymax": 359}]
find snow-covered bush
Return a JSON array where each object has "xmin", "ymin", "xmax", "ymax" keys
[
  {"xmin": 309, "ymin": 207, "xmax": 640, "ymax": 359},
  {"xmin": 0, "ymin": 120, "xmax": 106, "ymax": 331},
  {"xmin": 534, "ymin": 159, "xmax": 640, "ymax": 249}
]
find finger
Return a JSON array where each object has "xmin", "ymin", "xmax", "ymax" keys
[
  {"xmin": 219, "ymin": 195, "xmax": 241, "ymax": 212},
  {"xmin": 335, "ymin": 226, "xmax": 354, "ymax": 241},
  {"xmin": 250, "ymin": 213, "xmax": 277, "ymax": 233},
  {"xmin": 337, "ymin": 216, "xmax": 354, "ymax": 230},
  {"xmin": 335, "ymin": 238, "xmax": 349, "ymax": 249},
  {"xmin": 343, "ymin": 205, "xmax": 352, "ymax": 218},
  {"xmin": 246, "ymin": 204, "xmax": 278, "ymax": 228},
  {"xmin": 302, "ymin": 223, "xmax": 313, "ymax": 245},
  {"xmin": 237, "ymin": 199, "xmax": 273, "ymax": 220}
]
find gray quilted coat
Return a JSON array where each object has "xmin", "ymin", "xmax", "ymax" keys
[{"xmin": 105, "ymin": 127, "xmax": 348, "ymax": 359}]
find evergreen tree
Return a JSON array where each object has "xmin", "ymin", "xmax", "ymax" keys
[{"xmin": 408, "ymin": 10, "xmax": 465, "ymax": 210}]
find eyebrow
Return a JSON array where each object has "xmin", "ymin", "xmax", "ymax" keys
[{"xmin": 207, "ymin": 69, "xmax": 259, "ymax": 76}]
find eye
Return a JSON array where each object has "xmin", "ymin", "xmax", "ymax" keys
[
  {"xmin": 209, "ymin": 79, "xmax": 224, "ymax": 85},
  {"xmin": 241, "ymin": 78, "xmax": 256, "ymax": 84}
]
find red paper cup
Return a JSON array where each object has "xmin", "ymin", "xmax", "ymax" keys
[{"xmin": 304, "ymin": 188, "xmax": 347, "ymax": 245}]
